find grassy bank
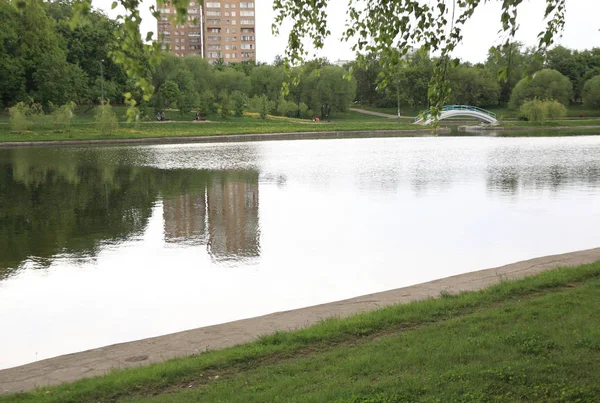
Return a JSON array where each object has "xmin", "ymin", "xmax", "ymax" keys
[
  {"xmin": 0, "ymin": 112, "xmax": 431, "ymax": 144},
  {"xmin": 4, "ymin": 261, "xmax": 600, "ymax": 402}
]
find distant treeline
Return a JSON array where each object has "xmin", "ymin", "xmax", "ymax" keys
[
  {"xmin": 349, "ymin": 45, "xmax": 600, "ymax": 111},
  {"xmin": 2, "ymin": 0, "xmax": 600, "ymax": 119}
]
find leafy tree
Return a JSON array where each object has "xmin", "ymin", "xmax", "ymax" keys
[
  {"xmin": 231, "ymin": 91, "xmax": 248, "ymax": 117},
  {"xmin": 155, "ymin": 80, "xmax": 181, "ymax": 110},
  {"xmin": 303, "ymin": 65, "xmax": 356, "ymax": 118},
  {"xmin": 94, "ymin": 101, "xmax": 118, "ymax": 134},
  {"xmin": 582, "ymin": 75, "xmax": 600, "ymax": 110},
  {"xmin": 509, "ymin": 69, "xmax": 572, "ymax": 109},
  {"xmin": 249, "ymin": 65, "xmax": 285, "ymax": 100},
  {"xmin": 198, "ymin": 91, "xmax": 217, "ymax": 116},
  {"xmin": 218, "ymin": 91, "xmax": 231, "ymax": 118},
  {"xmin": 448, "ymin": 65, "xmax": 500, "ymax": 107}
]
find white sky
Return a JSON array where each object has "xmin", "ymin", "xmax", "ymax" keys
[{"xmin": 94, "ymin": 0, "xmax": 600, "ymax": 64}]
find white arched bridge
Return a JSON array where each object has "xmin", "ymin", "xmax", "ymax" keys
[{"xmin": 414, "ymin": 105, "xmax": 498, "ymax": 125}]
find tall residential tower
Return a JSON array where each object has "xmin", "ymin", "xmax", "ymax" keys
[{"xmin": 156, "ymin": 1, "xmax": 256, "ymax": 63}]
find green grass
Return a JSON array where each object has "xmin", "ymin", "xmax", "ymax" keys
[
  {"xmin": 0, "ymin": 109, "xmax": 430, "ymax": 143},
  {"xmin": 4, "ymin": 261, "xmax": 600, "ymax": 402}
]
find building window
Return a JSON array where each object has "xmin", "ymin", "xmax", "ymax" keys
[
  {"xmin": 208, "ymin": 52, "xmax": 220, "ymax": 58},
  {"xmin": 241, "ymin": 35, "xmax": 254, "ymax": 41},
  {"xmin": 240, "ymin": 19, "xmax": 254, "ymax": 25},
  {"xmin": 225, "ymin": 45, "xmax": 231, "ymax": 50},
  {"xmin": 209, "ymin": 28, "xmax": 220, "ymax": 33},
  {"xmin": 206, "ymin": 10, "xmax": 220, "ymax": 16},
  {"xmin": 207, "ymin": 35, "xmax": 221, "ymax": 41},
  {"xmin": 206, "ymin": 2, "xmax": 221, "ymax": 7},
  {"xmin": 240, "ymin": 2, "xmax": 254, "ymax": 8},
  {"xmin": 231, "ymin": 11, "xmax": 236, "ymax": 16},
  {"xmin": 225, "ymin": 53, "xmax": 231, "ymax": 59},
  {"xmin": 207, "ymin": 19, "xmax": 221, "ymax": 24},
  {"xmin": 241, "ymin": 43, "xmax": 254, "ymax": 50},
  {"xmin": 207, "ymin": 44, "xmax": 221, "ymax": 50},
  {"xmin": 240, "ymin": 10, "xmax": 253, "ymax": 16},
  {"xmin": 181, "ymin": 46, "xmax": 185, "ymax": 50}
]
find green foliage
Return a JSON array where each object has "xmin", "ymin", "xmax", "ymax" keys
[
  {"xmin": 518, "ymin": 98, "xmax": 567, "ymax": 122},
  {"xmin": 545, "ymin": 99, "xmax": 567, "ymax": 119},
  {"xmin": 218, "ymin": 91, "xmax": 231, "ymax": 118},
  {"xmin": 582, "ymin": 75, "xmax": 600, "ymax": 110},
  {"xmin": 8, "ymin": 102, "xmax": 32, "ymax": 131},
  {"xmin": 248, "ymin": 95, "xmax": 275, "ymax": 119},
  {"xmin": 156, "ymin": 81, "xmax": 181, "ymax": 110},
  {"xmin": 124, "ymin": 94, "xmax": 140, "ymax": 125},
  {"xmin": 276, "ymin": 98, "xmax": 298, "ymax": 117},
  {"xmin": 198, "ymin": 91, "xmax": 217, "ymax": 116},
  {"xmin": 448, "ymin": 64, "xmax": 500, "ymax": 107},
  {"xmin": 509, "ymin": 69, "xmax": 573, "ymax": 109},
  {"xmin": 519, "ymin": 99, "xmax": 548, "ymax": 122},
  {"xmin": 230, "ymin": 91, "xmax": 248, "ymax": 117},
  {"xmin": 94, "ymin": 102, "xmax": 118, "ymax": 135},
  {"xmin": 50, "ymin": 101, "xmax": 76, "ymax": 131}
]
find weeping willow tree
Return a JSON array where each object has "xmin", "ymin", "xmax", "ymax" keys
[{"xmin": 56, "ymin": 0, "xmax": 568, "ymax": 119}]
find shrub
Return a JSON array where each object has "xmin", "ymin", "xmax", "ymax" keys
[
  {"xmin": 8, "ymin": 100, "xmax": 47, "ymax": 131},
  {"xmin": 582, "ymin": 75, "xmax": 600, "ymax": 110},
  {"xmin": 248, "ymin": 95, "xmax": 275, "ymax": 119},
  {"xmin": 519, "ymin": 99, "xmax": 547, "ymax": 122},
  {"xmin": 231, "ymin": 91, "xmax": 247, "ymax": 117},
  {"xmin": 8, "ymin": 102, "xmax": 31, "ymax": 131},
  {"xmin": 276, "ymin": 98, "xmax": 298, "ymax": 117},
  {"xmin": 545, "ymin": 99, "xmax": 567, "ymax": 119},
  {"xmin": 218, "ymin": 91, "xmax": 231, "ymax": 118},
  {"xmin": 50, "ymin": 101, "xmax": 76, "ymax": 131},
  {"xmin": 518, "ymin": 99, "xmax": 567, "ymax": 122},
  {"xmin": 509, "ymin": 69, "xmax": 572, "ymax": 109},
  {"xmin": 94, "ymin": 102, "xmax": 118, "ymax": 135}
]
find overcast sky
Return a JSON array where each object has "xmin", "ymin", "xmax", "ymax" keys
[{"xmin": 94, "ymin": 0, "xmax": 600, "ymax": 64}]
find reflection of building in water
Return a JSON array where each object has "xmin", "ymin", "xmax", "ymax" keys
[
  {"xmin": 161, "ymin": 171, "xmax": 260, "ymax": 260},
  {"xmin": 163, "ymin": 193, "xmax": 207, "ymax": 243},
  {"xmin": 207, "ymin": 176, "xmax": 260, "ymax": 259}
]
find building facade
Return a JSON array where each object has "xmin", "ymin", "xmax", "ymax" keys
[{"xmin": 156, "ymin": 1, "xmax": 256, "ymax": 63}]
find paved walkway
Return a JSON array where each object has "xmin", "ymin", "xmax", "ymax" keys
[
  {"xmin": 1, "ymin": 247, "xmax": 600, "ymax": 394},
  {"xmin": 350, "ymin": 108, "xmax": 400, "ymax": 119}
]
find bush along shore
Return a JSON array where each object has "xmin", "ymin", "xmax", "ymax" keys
[{"xmin": 3, "ymin": 261, "xmax": 600, "ymax": 402}]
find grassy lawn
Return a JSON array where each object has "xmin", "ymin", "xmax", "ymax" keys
[
  {"xmin": 4, "ymin": 261, "xmax": 600, "ymax": 402},
  {"xmin": 0, "ymin": 109, "xmax": 430, "ymax": 143}
]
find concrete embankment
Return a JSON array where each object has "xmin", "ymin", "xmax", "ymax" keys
[{"xmin": 1, "ymin": 247, "xmax": 599, "ymax": 394}]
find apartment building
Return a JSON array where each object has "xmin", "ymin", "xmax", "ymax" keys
[{"xmin": 156, "ymin": 1, "xmax": 256, "ymax": 63}]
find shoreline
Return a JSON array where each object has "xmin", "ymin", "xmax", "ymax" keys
[
  {"xmin": 0, "ymin": 129, "xmax": 447, "ymax": 148},
  {"xmin": 1, "ymin": 246, "xmax": 599, "ymax": 394},
  {"xmin": 459, "ymin": 124, "xmax": 600, "ymax": 132}
]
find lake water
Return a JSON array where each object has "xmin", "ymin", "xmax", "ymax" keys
[{"xmin": 1, "ymin": 135, "xmax": 600, "ymax": 369}]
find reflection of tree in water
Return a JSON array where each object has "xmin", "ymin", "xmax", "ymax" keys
[
  {"xmin": 486, "ymin": 162, "xmax": 600, "ymax": 195},
  {"xmin": 0, "ymin": 148, "xmax": 260, "ymax": 279}
]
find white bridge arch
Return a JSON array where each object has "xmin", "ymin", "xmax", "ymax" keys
[{"xmin": 414, "ymin": 105, "xmax": 498, "ymax": 125}]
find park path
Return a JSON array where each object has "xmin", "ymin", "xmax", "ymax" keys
[
  {"xmin": 1, "ymin": 247, "xmax": 600, "ymax": 394},
  {"xmin": 350, "ymin": 107, "xmax": 399, "ymax": 118}
]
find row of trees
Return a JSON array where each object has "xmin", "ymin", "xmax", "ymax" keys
[
  {"xmin": 349, "ymin": 44, "xmax": 600, "ymax": 111},
  {"xmin": 150, "ymin": 55, "xmax": 356, "ymax": 119},
  {"xmin": 2, "ymin": 1, "xmax": 600, "ymax": 119},
  {"xmin": 0, "ymin": 0, "xmax": 135, "ymax": 109}
]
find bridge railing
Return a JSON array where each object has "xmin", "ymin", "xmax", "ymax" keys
[{"xmin": 414, "ymin": 105, "xmax": 496, "ymax": 123}]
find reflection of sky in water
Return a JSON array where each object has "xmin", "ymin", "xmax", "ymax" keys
[{"xmin": 1, "ymin": 136, "xmax": 600, "ymax": 369}]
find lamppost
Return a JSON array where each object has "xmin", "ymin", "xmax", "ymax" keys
[{"xmin": 100, "ymin": 59, "xmax": 105, "ymax": 104}]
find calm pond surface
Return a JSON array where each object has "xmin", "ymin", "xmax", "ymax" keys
[{"xmin": 1, "ymin": 136, "xmax": 600, "ymax": 369}]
